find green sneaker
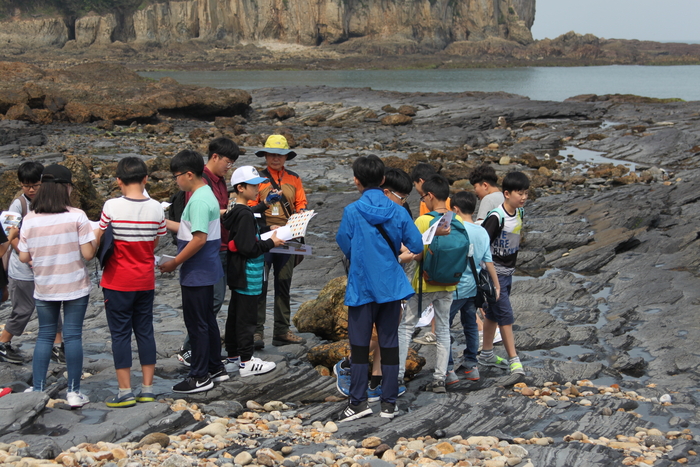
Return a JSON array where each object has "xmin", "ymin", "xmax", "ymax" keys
[
  {"xmin": 477, "ymin": 353, "xmax": 510, "ymax": 369},
  {"xmin": 510, "ymin": 361, "xmax": 525, "ymax": 375},
  {"xmin": 106, "ymin": 392, "xmax": 136, "ymax": 408}
]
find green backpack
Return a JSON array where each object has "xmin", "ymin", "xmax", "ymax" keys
[{"xmin": 421, "ymin": 212, "xmax": 470, "ymax": 286}]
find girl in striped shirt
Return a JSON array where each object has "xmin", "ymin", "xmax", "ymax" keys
[{"xmin": 18, "ymin": 164, "xmax": 97, "ymax": 408}]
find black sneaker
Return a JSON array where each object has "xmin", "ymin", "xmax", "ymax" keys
[
  {"xmin": 172, "ymin": 376, "xmax": 213, "ymax": 394},
  {"xmin": 335, "ymin": 400, "xmax": 373, "ymax": 423},
  {"xmin": 51, "ymin": 344, "xmax": 66, "ymax": 364},
  {"xmin": 380, "ymin": 401, "xmax": 397, "ymax": 419},
  {"xmin": 425, "ymin": 379, "xmax": 446, "ymax": 394},
  {"xmin": 0, "ymin": 342, "xmax": 23, "ymax": 364},
  {"xmin": 176, "ymin": 348, "xmax": 191, "ymax": 367},
  {"xmin": 210, "ymin": 367, "xmax": 229, "ymax": 383},
  {"xmin": 253, "ymin": 333, "xmax": 264, "ymax": 350}
]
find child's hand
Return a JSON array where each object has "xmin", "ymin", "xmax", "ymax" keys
[
  {"xmin": 271, "ymin": 231, "xmax": 286, "ymax": 247},
  {"xmin": 7, "ymin": 226, "xmax": 19, "ymax": 241},
  {"xmin": 398, "ymin": 250, "xmax": 415, "ymax": 264},
  {"xmin": 159, "ymin": 259, "xmax": 177, "ymax": 273},
  {"xmin": 435, "ymin": 224, "xmax": 451, "ymax": 236}
]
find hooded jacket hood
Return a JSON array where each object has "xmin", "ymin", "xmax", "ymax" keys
[{"xmin": 355, "ymin": 188, "xmax": 394, "ymax": 226}]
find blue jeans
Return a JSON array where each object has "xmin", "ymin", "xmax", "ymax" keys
[
  {"xmin": 447, "ymin": 297, "xmax": 479, "ymax": 370},
  {"xmin": 33, "ymin": 295, "xmax": 89, "ymax": 392}
]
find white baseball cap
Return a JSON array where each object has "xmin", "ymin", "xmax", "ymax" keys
[{"xmin": 230, "ymin": 166, "xmax": 268, "ymax": 186}]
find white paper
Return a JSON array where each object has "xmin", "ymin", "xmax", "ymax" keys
[
  {"xmin": 285, "ymin": 210, "xmax": 317, "ymax": 238},
  {"xmin": 90, "ymin": 221, "xmax": 101, "ymax": 230},
  {"xmin": 421, "ymin": 212, "xmax": 453, "ymax": 245},
  {"xmin": 157, "ymin": 254, "xmax": 177, "ymax": 266},
  {"xmin": 261, "ymin": 225, "xmax": 293, "ymax": 242},
  {"xmin": 422, "ymin": 222, "xmax": 439, "ymax": 245},
  {"xmin": 161, "ymin": 201, "xmax": 172, "ymax": 210},
  {"xmin": 437, "ymin": 210, "xmax": 453, "ymax": 228},
  {"xmin": 416, "ymin": 304, "xmax": 434, "ymax": 328}
]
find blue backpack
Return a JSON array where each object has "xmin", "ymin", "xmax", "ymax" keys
[{"xmin": 421, "ymin": 212, "xmax": 470, "ymax": 286}]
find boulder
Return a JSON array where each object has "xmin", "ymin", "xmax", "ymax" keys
[
  {"xmin": 0, "ymin": 62, "xmax": 252, "ymax": 124},
  {"xmin": 397, "ymin": 105, "xmax": 417, "ymax": 116},
  {"xmin": 61, "ymin": 156, "xmax": 106, "ymax": 220},
  {"xmin": 293, "ymin": 276, "xmax": 348, "ymax": 341},
  {"xmin": 5, "ymin": 104, "xmax": 35, "ymax": 122},
  {"xmin": 381, "ymin": 114, "xmax": 412, "ymax": 126},
  {"xmin": 266, "ymin": 106, "xmax": 295, "ymax": 120}
]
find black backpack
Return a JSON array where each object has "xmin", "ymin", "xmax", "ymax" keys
[{"xmin": 168, "ymin": 173, "xmax": 212, "ymax": 245}]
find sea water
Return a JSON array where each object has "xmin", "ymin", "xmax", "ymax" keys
[{"xmin": 140, "ymin": 65, "xmax": 700, "ymax": 102}]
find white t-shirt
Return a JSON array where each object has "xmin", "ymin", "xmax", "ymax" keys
[
  {"xmin": 475, "ymin": 191, "xmax": 505, "ymax": 225},
  {"xmin": 18, "ymin": 207, "xmax": 95, "ymax": 301},
  {"xmin": 8, "ymin": 195, "xmax": 33, "ymax": 281}
]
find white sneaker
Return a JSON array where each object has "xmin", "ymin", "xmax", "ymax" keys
[
  {"xmin": 66, "ymin": 391, "xmax": 90, "ymax": 408},
  {"xmin": 24, "ymin": 387, "xmax": 34, "ymax": 393},
  {"xmin": 224, "ymin": 357, "xmax": 240, "ymax": 373},
  {"xmin": 239, "ymin": 356, "xmax": 276, "ymax": 377},
  {"xmin": 493, "ymin": 328, "xmax": 503, "ymax": 344}
]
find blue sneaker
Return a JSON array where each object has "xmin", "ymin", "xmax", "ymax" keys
[
  {"xmin": 334, "ymin": 358, "xmax": 351, "ymax": 397},
  {"xmin": 398, "ymin": 380, "xmax": 406, "ymax": 397},
  {"xmin": 367, "ymin": 384, "xmax": 382, "ymax": 402}
]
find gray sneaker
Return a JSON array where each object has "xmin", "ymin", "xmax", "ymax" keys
[
  {"xmin": 425, "ymin": 379, "xmax": 446, "ymax": 393},
  {"xmin": 445, "ymin": 370, "xmax": 459, "ymax": 386},
  {"xmin": 457, "ymin": 364, "xmax": 480, "ymax": 381},
  {"xmin": 477, "ymin": 353, "xmax": 509, "ymax": 369}
]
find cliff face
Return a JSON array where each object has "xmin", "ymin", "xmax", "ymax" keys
[{"xmin": 0, "ymin": 0, "xmax": 535, "ymax": 51}]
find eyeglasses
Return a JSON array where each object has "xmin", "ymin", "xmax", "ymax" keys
[
  {"xmin": 419, "ymin": 193, "xmax": 429, "ymax": 202},
  {"xmin": 21, "ymin": 183, "xmax": 41, "ymax": 190},
  {"xmin": 390, "ymin": 191, "xmax": 408, "ymax": 204},
  {"xmin": 172, "ymin": 172, "xmax": 189, "ymax": 180},
  {"xmin": 226, "ymin": 162, "xmax": 234, "ymax": 168}
]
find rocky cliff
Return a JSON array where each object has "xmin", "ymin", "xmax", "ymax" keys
[{"xmin": 0, "ymin": 0, "xmax": 535, "ymax": 52}]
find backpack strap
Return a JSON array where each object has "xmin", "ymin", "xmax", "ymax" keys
[
  {"xmin": 18, "ymin": 195, "xmax": 28, "ymax": 217},
  {"xmin": 260, "ymin": 168, "xmax": 293, "ymax": 218},
  {"xmin": 375, "ymin": 223, "xmax": 398, "ymax": 257}
]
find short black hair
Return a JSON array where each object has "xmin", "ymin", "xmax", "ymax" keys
[
  {"xmin": 421, "ymin": 174, "xmax": 450, "ymax": 202},
  {"xmin": 171, "ymin": 150, "xmax": 204, "ymax": 177},
  {"xmin": 233, "ymin": 182, "xmax": 248, "ymax": 194},
  {"xmin": 209, "ymin": 137, "xmax": 240, "ymax": 162},
  {"xmin": 411, "ymin": 162, "xmax": 437, "ymax": 183},
  {"xmin": 17, "ymin": 161, "xmax": 44, "ymax": 184},
  {"xmin": 452, "ymin": 191, "xmax": 477, "ymax": 215},
  {"xmin": 116, "ymin": 157, "xmax": 148, "ymax": 185},
  {"xmin": 353, "ymin": 155, "xmax": 385, "ymax": 188},
  {"xmin": 469, "ymin": 164, "xmax": 498, "ymax": 187},
  {"xmin": 502, "ymin": 171, "xmax": 530, "ymax": 192},
  {"xmin": 381, "ymin": 168, "xmax": 412, "ymax": 195}
]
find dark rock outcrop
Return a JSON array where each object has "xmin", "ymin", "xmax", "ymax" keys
[{"xmin": 0, "ymin": 62, "xmax": 252, "ymax": 124}]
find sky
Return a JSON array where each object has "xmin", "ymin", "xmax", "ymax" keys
[{"xmin": 531, "ymin": 0, "xmax": 700, "ymax": 43}]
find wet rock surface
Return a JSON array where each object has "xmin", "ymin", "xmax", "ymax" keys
[{"xmin": 0, "ymin": 81, "xmax": 699, "ymax": 466}]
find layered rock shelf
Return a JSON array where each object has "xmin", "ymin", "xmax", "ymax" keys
[{"xmin": 0, "ymin": 66, "xmax": 699, "ymax": 466}]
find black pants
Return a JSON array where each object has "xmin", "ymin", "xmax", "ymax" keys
[
  {"xmin": 181, "ymin": 285, "xmax": 222, "ymax": 379},
  {"xmin": 256, "ymin": 252, "xmax": 294, "ymax": 336},
  {"xmin": 225, "ymin": 290, "xmax": 258, "ymax": 362},
  {"xmin": 347, "ymin": 300, "xmax": 401, "ymax": 405}
]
